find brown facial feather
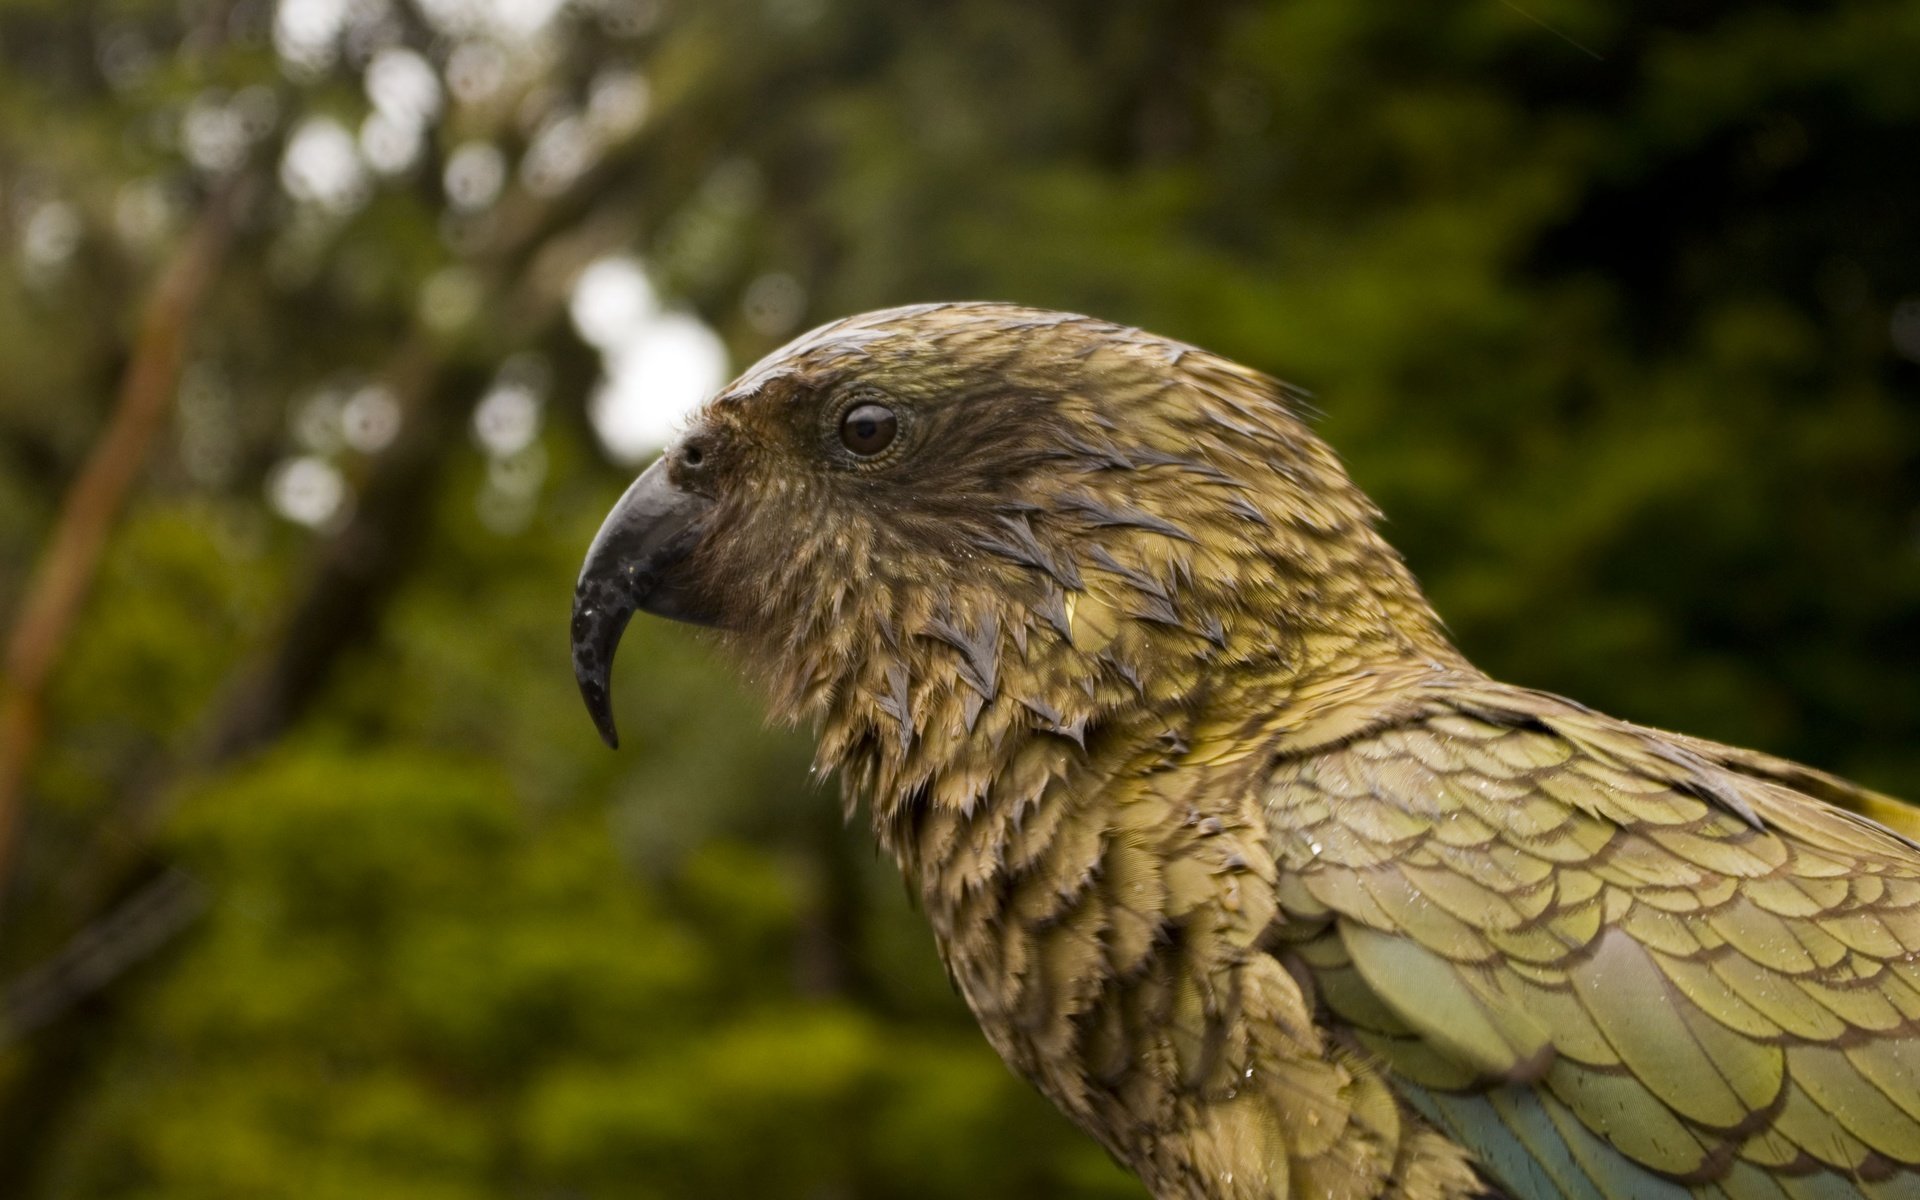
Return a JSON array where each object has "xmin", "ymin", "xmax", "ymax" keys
[{"xmin": 674, "ymin": 303, "xmax": 1459, "ymax": 822}]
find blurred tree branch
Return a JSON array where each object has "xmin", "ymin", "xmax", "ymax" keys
[
  {"xmin": 0, "ymin": 185, "xmax": 240, "ymax": 918},
  {"xmin": 1, "ymin": 865, "xmax": 204, "ymax": 1041}
]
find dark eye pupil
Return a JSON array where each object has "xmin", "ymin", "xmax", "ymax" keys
[{"xmin": 840, "ymin": 403, "xmax": 897, "ymax": 456}]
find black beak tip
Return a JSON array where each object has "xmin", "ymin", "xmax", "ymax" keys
[
  {"xmin": 582, "ymin": 680, "xmax": 620, "ymax": 749},
  {"xmin": 571, "ymin": 599, "xmax": 629, "ymax": 751}
]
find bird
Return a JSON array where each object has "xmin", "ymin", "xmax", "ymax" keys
[{"xmin": 570, "ymin": 302, "xmax": 1920, "ymax": 1199}]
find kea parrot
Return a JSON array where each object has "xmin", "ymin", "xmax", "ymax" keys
[{"xmin": 570, "ymin": 302, "xmax": 1920, "ymax": 1200}]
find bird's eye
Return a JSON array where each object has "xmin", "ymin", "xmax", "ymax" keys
[{"xmin": 839, "ymin": 403, "xmax": 898, "ymax": 457}]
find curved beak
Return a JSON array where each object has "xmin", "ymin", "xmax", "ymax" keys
[{"xmin": 570, "ymin": 456, "xmax": 718, "ymax": 748}]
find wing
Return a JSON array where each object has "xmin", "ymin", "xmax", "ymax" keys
[
  {"xmin": 1668, "ymin": 732, "xmax": 1920, "ymax": 847},
  {"xmin": 1264, "ymin": 680, "xmax": 1920, "ymax": 1200}
]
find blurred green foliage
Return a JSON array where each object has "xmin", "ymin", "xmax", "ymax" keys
[
  {"xmin": 53, "ymin": 749, "xmax": 1121, "ymax": 1198},
  {"xmin": 0, "ymin": 0, "xmax": 1915, "ymax": 1197}
]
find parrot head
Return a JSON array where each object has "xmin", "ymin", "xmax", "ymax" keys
[{"xmin": 571, "ymin": 302, "xmax": 1453, "ymax": 824}]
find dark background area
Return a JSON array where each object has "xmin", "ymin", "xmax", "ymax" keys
[{"xmin": 0, "ymin": 0, "xmax": 1915, "ymax": 1196}]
